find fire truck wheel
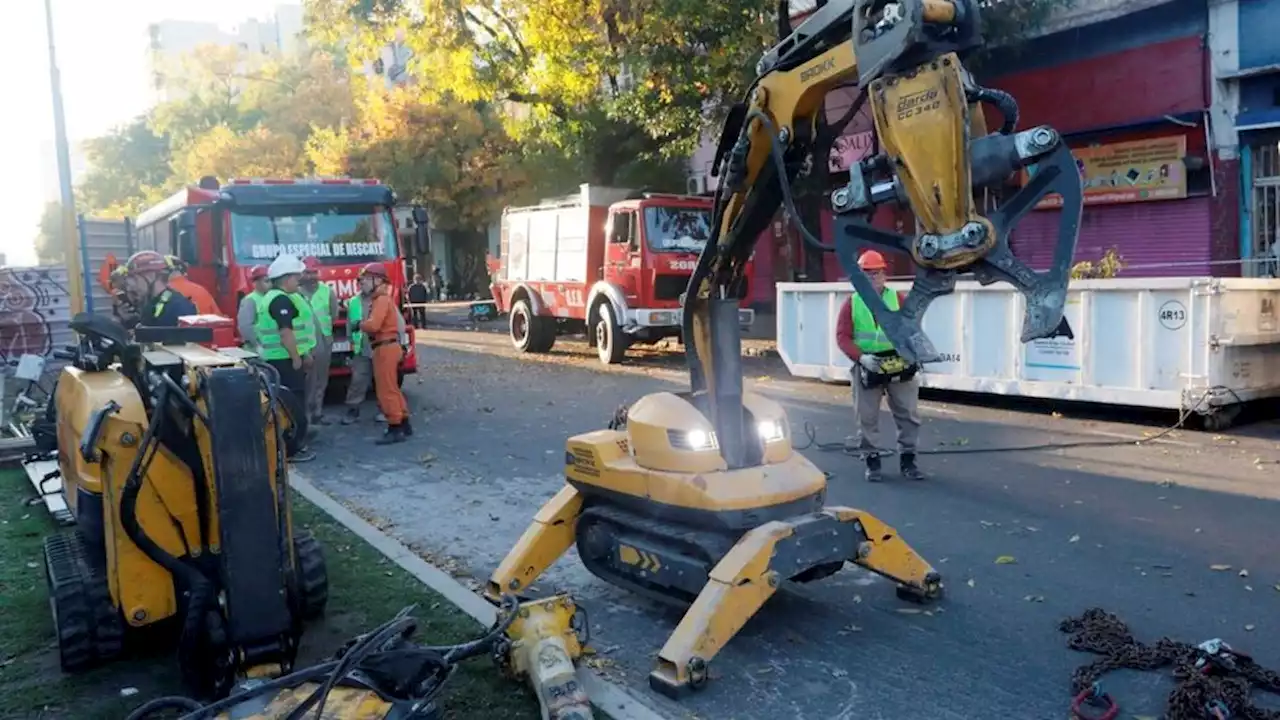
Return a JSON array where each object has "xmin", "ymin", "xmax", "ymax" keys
[
  {"xmin": 511, "ymin": 298, "xmax": 555, "ymax": 354},
  {"xmin": 596, "ymin": 303, "xmax": 628, "ymax": 365}
]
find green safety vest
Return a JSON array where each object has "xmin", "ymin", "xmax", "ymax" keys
[
  {"xmin": 851, "ymin": 288, "xmax": 900, "ymax": 353},
  {"xmin": 255, "ymin": 288, "xmax": 317, "ymax": 360},
  {"xmin": 347, "ymin": 293, "xmax": 365, "ymax": 355},
  {"xmin": 309, "ymin": 283, "xmax": 333, "ymax": 338},
  {"xmin": 151, "ymin": 289, "xmax": 176, "ymax": 320}
]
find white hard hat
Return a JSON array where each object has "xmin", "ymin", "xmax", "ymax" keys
[{"xmin": 268, "ymin": 254, "xmax": 305, "ymax": 280}]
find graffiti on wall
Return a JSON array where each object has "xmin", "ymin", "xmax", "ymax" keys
[{"xmin": 0, "ymin": 267, "xmax": 70, "ymax": 365}]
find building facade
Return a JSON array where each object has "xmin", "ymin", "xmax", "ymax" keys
[
  {"xmin": 1222, "ymin": 0, "xmax": 1280, "ymax": 275},
  {"xmin": 987, "ymin": 0, "xmax": 1223, "ymax": 278},
  {"xmin": 147, "ymin": 4, "xmax": 305, "ymax": 103},
  {"xmin": 689, "ymin": 0, "xmax": 1240, "ymax": 304}
]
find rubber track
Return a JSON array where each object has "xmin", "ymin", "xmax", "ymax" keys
[
  {"xmin": 576, "ymin": 503, "xmax": 739, "ymax": 607},
  {"xmin": 292, "ymin": 530, "xmax": 329, "ymax": 621},
  {"xmin": 43, "ymin": 531, "xmax": 124, "ymax": 672}
]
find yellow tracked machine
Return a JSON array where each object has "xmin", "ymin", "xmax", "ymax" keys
[{"xmin": 487, "ymin": 0, "xmax": 1083, "ymax": 698}]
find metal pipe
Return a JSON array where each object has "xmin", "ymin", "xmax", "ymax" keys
[{"xmin": 44, "ymin": 0, "xmax": 85, "ymax": 315}]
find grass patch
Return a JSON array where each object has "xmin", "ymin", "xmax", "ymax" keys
[{"xmin": 0, "ymin": 465, "xmax": 540, "ymax": 719}]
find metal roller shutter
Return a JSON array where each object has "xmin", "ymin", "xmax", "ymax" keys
[{"xmin": 1010, "ymin": 197, "xmax": 1212, "ymax": 277}]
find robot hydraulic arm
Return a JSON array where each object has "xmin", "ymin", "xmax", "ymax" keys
[{"xmin": 683, "ymin": 0, "xmax": 1083, "ymax": 467}]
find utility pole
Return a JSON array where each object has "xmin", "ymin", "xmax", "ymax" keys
[{"xmin": 45, "ymin": 0, "xmax": 85, "ymax": 314}]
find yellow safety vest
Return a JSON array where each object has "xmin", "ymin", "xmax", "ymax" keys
[
  {"xmin": 255, "ymin": 289, "xmax": 317, "ymax": 360},
  {"xmin": 347, "ymin": 294, "xmax": 365, "ymax": 355},
  {"xmin": 851, "ymin": 289, "xmax": 899, "ymax": 354},
  {"xmin": 309, "ymin": 283, "xmax": 333, "ymax": 338}
]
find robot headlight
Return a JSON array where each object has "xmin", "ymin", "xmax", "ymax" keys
[
  {"xmin": 757, "ymin": 419, "xmax": 786, "ymax": 443},
  {"xmin": 667, "ymin": 428, "xmax": 719, "ymax": 451}
]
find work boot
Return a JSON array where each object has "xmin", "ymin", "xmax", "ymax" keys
[
  {"xmin": 341, "ymin": 407, "xmax": 359, "ymax": 425},
  {"xmin": 865, "ymin": 453, "xmax": 883, "ymax": 483},
  {"xmin": 289, "ymin": 447, "xmax": 316, "ymax": 463},
  {"xmin": 312, "ymin": 413, "xmax": 331, "ymax": 426},
  {"xmin": 900, "ymin": 453, "xmax": 926, "ymax": 481},
  {"xmin": 376, "ymin": 412, "xmax": 387, "ymax": 423},
  {"xmin": 401, "ymin": 416, "xmax": 414, "ymax": 437},
  {"xmin": 376, "ymin": 424, "xmax": 407, "ymax": 445}
]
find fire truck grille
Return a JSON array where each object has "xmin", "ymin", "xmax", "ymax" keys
[
  {"xmin": 653, "ymin": 274, "xmax": 750, "ymax": 301},
  {"xmin": 653, "ymin": 274, "xmax": 691, "ymax": 301}
]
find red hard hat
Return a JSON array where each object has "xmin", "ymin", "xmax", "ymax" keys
[
  {"xmin": 249, "ymin": 265, "xmax": 269, "ymax": 281},
  {"xmin": 126, "ymin": 250, "xmax": 170, "ymax": 274},
  {"xmin": 359, "ymin": 262, "xmax": 388, "ymax": 278},
  {"xmin": 302, "ymin": 256, "xmax": 320, "ymax": 271},
  {"xmin": 857, "ymin": 250, "xmax": 888, "ymax": 272}
]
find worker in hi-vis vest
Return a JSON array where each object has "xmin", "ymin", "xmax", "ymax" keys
[
  {"xmin": 834, "ymin": 250, "xmax": 925, "ymax": 483},
  {"xmin": 300, "ymin": 257, "xmax": 339, "ymax": 425},
  {"xmin": 256, "ymin": 253, "xmax": 317, "ymax": 463}
]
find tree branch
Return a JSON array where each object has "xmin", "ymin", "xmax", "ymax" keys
[{"xmin": 504, "ymin": 92, "xmax": 572, "ymax": 120}]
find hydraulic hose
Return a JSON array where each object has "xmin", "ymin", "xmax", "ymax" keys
[
  {"xmin": 967, "ymin": 86, "xmax": 1019, "ymax": 135},
  {"xmin": 149, "ymin": 596, "xmax": 521, "ymax": 720},
  {"xmin": 118, "ymin": 383, "xmax": 217, "ymax": 687}
]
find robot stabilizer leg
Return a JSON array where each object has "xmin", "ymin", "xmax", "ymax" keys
[
  {"xmin": 648, "ymin": 508, "xmax": 942, "ymax": 697},
  {"xmin": 486, "ymin": 485, "xmax": 583, "ymax": 602}
]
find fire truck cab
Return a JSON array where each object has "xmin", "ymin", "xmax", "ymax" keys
[
  {"xmin": 492, "ymin": 185, "xmax": 753, "ymax": 365},
  {"xmin": 132, "ymin": 176, "xmax": 428, "ymax": 388}
]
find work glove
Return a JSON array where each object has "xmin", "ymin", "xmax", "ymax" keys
[{"xmin": 858, "ymin": 354, "xmax": 882, "ymax": 373}]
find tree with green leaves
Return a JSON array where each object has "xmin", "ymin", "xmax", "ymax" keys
[
  {"xmin": 304, "ymin": 0, "xmax": 775, "ymax": 191},
  {"xmin": 33, "ymin": 202, "xmax": 66, "ymax": 265},
  {"xmin": 75, "ymin": 116, "xmax": 172, "ymax": 218}
]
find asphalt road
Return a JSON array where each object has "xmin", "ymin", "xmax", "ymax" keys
[{"xmin": 306, "ymin": 327, "xmax": 1280, "ymax": 720}]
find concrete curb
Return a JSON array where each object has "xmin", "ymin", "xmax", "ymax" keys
[{"xmin": 289, "ymin": 471, "xmax": 674, "ymax": 720}]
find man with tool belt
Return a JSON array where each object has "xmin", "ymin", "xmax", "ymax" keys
[
  {"xmin": 835, "ymin": 250, "xmax": 925, "ymax": 482},
  {"xmin": 300, "ymin": 256, "xmax": 338, "ymax": 425},
  {"xmin": 357, "ymin": 262, "xmax": 412, "ymax": 444},
  {"xmin": 256, "ymin": 253, "xmax": 317, "ymax": 462}
]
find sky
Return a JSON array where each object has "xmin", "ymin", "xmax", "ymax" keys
[{"xmin": 1, "ymin": 0, "xmax": 286, "ymax": 267}]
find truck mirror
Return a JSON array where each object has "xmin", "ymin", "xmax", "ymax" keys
[{"xmin": 411, "ymin": 206, "xmax": 429, "ymax": 225}]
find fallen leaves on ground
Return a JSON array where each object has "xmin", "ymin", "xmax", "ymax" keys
[
  {"xmin": 1068, "ymin": 534, "xmax": 1080, "ymax": 543},
  {"xmin": 995, "ymin": 555, "xmax": 1017, "ymax": 565},
  {"xmin": 967, "ymin": 578, "xmax": 976, "ymax": 588},
  {"xmin": 1210, "ymin": 564, "xmax": 1233, "ymax": 571}
]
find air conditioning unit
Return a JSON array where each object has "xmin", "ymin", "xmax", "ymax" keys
[{"xmin": 686, "ymin": 174, "xmax": 710, "ymax": 195}]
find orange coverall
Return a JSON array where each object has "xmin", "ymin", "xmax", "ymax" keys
[
  {"xmin": 169, "ymin": 275, "xmax": 220, "ymax": 316},
  {"xmin": 359, "ymin": 286, "xmax": 410, "ymax": 425}
]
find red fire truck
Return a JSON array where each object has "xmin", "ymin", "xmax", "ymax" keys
[
  {"xmin": 132, "ymin": 176, "xmax": 428, "ymax": 388},
  {"xmin": 491, "ymin": 185, "xmax": 754, "ymax": 365}
]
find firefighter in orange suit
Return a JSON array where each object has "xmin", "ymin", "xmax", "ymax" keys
[
  {"xmin": 358, "ymin": 262, "xmax": 412, "ymax": 444},
  {"xmin": 164, "ymin": 255, "xmax": 220, "ymax": 315}
]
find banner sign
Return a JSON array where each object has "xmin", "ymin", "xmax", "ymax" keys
[
  {"xmin": 248, "ymin": 242, "xmax": 386, "ymax": 260},
  {"xmin": 829, "ymin": 131, "xmax": 874, "ymax": 173},
  {"xmin": 1032, "ymin": 136, "xmax": 1187, "ymax": 210}
]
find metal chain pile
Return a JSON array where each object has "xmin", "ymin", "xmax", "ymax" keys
[{"xmin": 1060, "ymin": 608, "xmax": 1280, "ymax": 720}]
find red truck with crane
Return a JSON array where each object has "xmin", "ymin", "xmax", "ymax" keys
[
  {"xmin": 130, "ymin": 176, "xmax": 428, "ymax": 389},
  {"xmin": 490, "ymin": 185, "xmax": 754, "ymax": 364}
]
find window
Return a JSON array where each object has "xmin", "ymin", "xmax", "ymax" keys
[
  {"xmin": 642, "ymin": 206, "xmax": 712, "ymax": 253},
  {"xmin": 229, "ymin": 204, "xmax": 397, "ymax": 266},
  {"xmin": 610, "ymin": 211, "xmax": 637, "ymax": 249}
]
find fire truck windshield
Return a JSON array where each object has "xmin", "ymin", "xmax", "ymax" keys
[
  {"xmin": 230, "ymin": 205, "xmax": 397, "ymax": 265},
  {"xmin": 643, "ymin": 206, "xmax": 711, "ymax": 254}
]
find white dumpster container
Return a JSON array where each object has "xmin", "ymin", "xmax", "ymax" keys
[{"xmin": 776, "ymin": 277, "xmax": 1280, "ymax": 425}]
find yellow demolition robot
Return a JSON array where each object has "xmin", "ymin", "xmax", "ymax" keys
[
  {"xmin": 38, "ymin": 313, "xmax": 327, "ymax": 698},
  {"xmin": 488, "ymin": 0, "xmax": 1083, "ymax": 698}
]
